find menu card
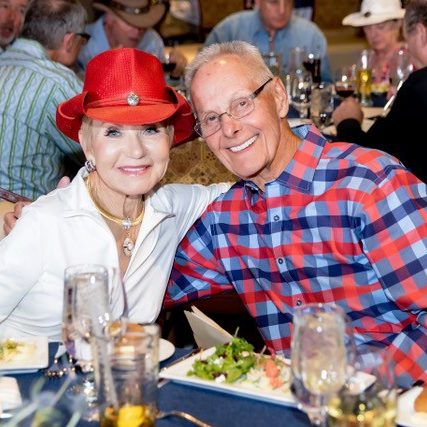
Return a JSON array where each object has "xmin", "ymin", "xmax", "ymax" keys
[{"xmin": 184, "ymin": 306, "xmax": 233, "ymax": 349}]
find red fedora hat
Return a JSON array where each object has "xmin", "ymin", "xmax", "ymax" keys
[{"xmin": 56, "ymin": 48, "xmax": 195, "ymax": 146}]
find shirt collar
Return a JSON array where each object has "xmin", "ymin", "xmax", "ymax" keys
[
  {"xmin": 8, "ymin": 38, "xmax": 49, "ymax": 59},
  {"xmin": 243, "ymin": 124, "xmax": 327, "ymax": 193}
]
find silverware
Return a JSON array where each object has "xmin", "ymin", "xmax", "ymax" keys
[{"xmin": 157, "ymin": 410, "xmax": 213, "ymax": 427}]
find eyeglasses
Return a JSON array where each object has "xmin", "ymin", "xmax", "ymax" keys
[
  {"xmin": 194, "ymin": 78, "xmax": 273, "ymax": 138},
  {"xmin": 75, "ymin": 32, "xmax": 91, "ymax": 45}
]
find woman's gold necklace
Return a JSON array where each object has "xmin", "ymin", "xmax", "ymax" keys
[{"xmin": 86, "ymin": 175, "xmax": 144, "ymax": 257}]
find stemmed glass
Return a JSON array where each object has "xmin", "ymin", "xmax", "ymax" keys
[
  {"xmin": 290, "ymin": 71, "xmax": 313, "ymax": 119},
  {"xmin": 291, "ymin": 303, "xmax": 355, "ymax": 426},
  {"xmin": 334, "ymin": 66, "xmax": 357, "ymax": 100},
  {"xmin": 62, "ymin": 264, "xmax": 128, "ymax": 420}
]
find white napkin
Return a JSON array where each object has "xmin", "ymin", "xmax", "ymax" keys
[
  {"xmin": 0, "ymin": 376, "xmax": 22, "ymax": 413},
  {"xmin": 184, "ymin": 306, "xmax": 233, "ymax": 349}
]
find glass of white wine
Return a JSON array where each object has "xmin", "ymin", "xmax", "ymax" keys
[
  {"xmin": 291, "ymin": 303, "xmax": 354, "ymax": 426},
  {"xmin": 328, "ymin": 345, "xmax": 396, "ymax": 427}
]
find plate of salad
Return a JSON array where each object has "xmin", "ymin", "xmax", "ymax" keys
[{"xmin": 159, "ymin": 337, "xmax": 295, "ymax": 407}]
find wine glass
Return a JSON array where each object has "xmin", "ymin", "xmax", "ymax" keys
[
  {"xmin": 290, "ymin": 71, "xmax": 313, "ymax": 119},
  {"xmin": 291, "ymin": 303, "xmax": 354, "ymax": 426},
  {"xmin": 328, "ymin": 345, "xmax": 397, "ymax": 426},
  {"xmin": 310, "ymin": 83, "xmax": 334, "ymax": 129},
  {"xmin": 62, "ymin": 264, "xmax": 128, "ymax": 420},
  {"xmin": 334, "ymin": 66, "xmax": 357, "ymax": 99}
]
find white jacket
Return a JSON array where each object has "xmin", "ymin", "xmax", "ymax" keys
[{"xmin": 0, "ymin": 169, "xmax": 229, "ymax": 340}]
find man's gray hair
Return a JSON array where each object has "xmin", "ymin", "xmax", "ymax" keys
[
  {"xmin": 404, "ymin": 0, "xmax": 427, "ymax": 33},
  {"xmin": 184, "ymin": 41, "xmax": 273, "ymax": 93},
  {"xmin": 22, "ymin": 0, "xmax": 87, "ymax": 50}
]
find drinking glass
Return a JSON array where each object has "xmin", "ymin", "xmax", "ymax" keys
[
  {"xmin": 310, "ymin": 83, "xmax": 334, "ymax": 129},
  {"xmin": 390, "ymin": 49, "xmax": 413, "ymax": 93},
  {"xmin": 262, "ymin": 52, "xmax": 282, "ymax": 77},
  {"xmin": 328, "ymin": 345, "xmax": 397, "ymax": 426},
  {"xmin": 97, "ymin": 323, "xmax": 160, "ymax": 427},
  {"xmin": 290, "ymin": 71, "xmax": 313, "ymax": 119},
  {"xmin": 62, "ymin": 264, "xmax": 128, "ymax": 420},
  {"xmin": 334, "ymin": 66, "xmax": 357, "ymax": 99},
  {"xmin": 356, "ymin": 50, "xmax": 373, "ymax": 107},
  {"xmin": 291, "ymin": 303, "xmax": 354, "ymax": 426}
]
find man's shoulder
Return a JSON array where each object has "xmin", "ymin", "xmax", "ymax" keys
[{"xmin": 213, "ymin": 10, "xmax": 257, "ymax": 30}]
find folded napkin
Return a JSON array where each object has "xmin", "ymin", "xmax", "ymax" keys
[
  {"xmin": 0, "ymin": 376, "xmax": 22, "ymax": 413},
  {"xmin": 184, "ymin": 306, "xmax": 233, "ymax": 349}
]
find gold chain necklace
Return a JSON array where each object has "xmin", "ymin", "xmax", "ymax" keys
[{"xmin": 86, "ymin": 175, "xmax": 144, "ymax": 257}]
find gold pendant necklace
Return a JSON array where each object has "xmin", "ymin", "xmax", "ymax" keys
[{"xmin": 86, "ymin": 175, "xmax": 144, "ymax": 257}]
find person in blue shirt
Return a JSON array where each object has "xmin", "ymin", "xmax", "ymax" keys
[
  {"xmin": 77, "ymin": 0, "xmax": 187, "ymax": 78},
  {"xmin": 204, "ymin": 0, "xmax": 331, "ymax": 82}
]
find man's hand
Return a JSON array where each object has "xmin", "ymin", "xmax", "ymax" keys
[
  {"xmin": 2, "ymin": 176, "xmax": 71, "ymax": 236},
  {"xmin": 3, "ymin": 201, "xmax": 29, "ymax": 235},
  {"xmin": 168, "ymin": 48, "xmax": 187, "ymax": 79},
  {"xmin": 332, "ymin": 97, "xmax": 364, "ymax": 127}
]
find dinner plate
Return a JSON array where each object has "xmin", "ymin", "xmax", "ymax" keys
[
  {"xmin": 0, "ymin": 336, "xmax": 48, "ymax": 374},
  {"xmin": 322, "ymin": 118, "xmax": 375, "ymax": 137},
  {"xmin": 159, "ymin": 347, "xmax": 297, "ymax": 407},
  {"xmin": 397, "ymin": 386, "xmax": 427, "ymax": 427},
  {"xmin": 159, "ymin": 338, "xmax": 175, "ymax": 362}
]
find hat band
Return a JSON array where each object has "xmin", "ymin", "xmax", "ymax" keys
[
  {"xmin": 86, "ymin": 95, "xmax": 173, "ymax": 108},
  {"xmin": 106, "ymin": 0, "xmax": 165, "ymax": 15}
]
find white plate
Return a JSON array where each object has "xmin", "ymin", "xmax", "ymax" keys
[
  {"xmin": 397, "ymin": 386, "xmax": 427, "ymax": 427},
  {"xmin": 159, "ymin": 338, "xmax": 175, "ymax": 362},
  {"xmin": 159, "ymin": 347, "xmax": 296, "ymax": 407},
  {"xmin": 322, "ymin": 119, "xmax": 375, "ymax": 137},
  {"xmin": 0, "ymin": 336, "xmax": 48, "ymax": 374}
]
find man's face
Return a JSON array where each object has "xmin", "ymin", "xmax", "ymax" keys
[
  {"xmin": 190, "ymin": 55, "xmax": 290, "ymax": 188},
  {"xmin": 104, "ymin": 12, "xmax": 147, "ymax": 48},
  {"xmin": 255, "ymin": 0, "xmax": 293, "ymax": 33},
  {"xmin": 0, "ymin": 0, "xmax": 28, "ymax": 48}
]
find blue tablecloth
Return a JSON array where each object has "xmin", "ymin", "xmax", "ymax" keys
[{"xmin": 9, "ymin": 343, "xmax": 311, "ymax": 427}]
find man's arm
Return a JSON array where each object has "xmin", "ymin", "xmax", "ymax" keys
[
  {"xmin": 164, "ymin": 211, "xmax": 234, "ymax": 308},
  {"xmin": 359, "ymin": 167, "xmax": 427, "ymax": 387}
]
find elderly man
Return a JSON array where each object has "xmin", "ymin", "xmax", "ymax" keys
[
  {"xmin": 0, "ymin": 0, "xmax": 30, "ymax": 50},
  {"xmin": 78, "ymin": 0, "xmax": 186, "ymax": 78},
  {"xmin": 332, "ymin": 0, "xmax": 427, "ymax": 184},
  {"xmin": 165, "ymin": 40, "xmax": 427, "ymax": 388},
  {"xmin": 0, "ymin": 0, "xmax": 86, "ymax": 199},
  {"xmin": 204, "ymin": 0, "xmax": 331, "ymax": 82}
]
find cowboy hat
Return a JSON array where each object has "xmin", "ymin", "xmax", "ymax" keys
[
  {"xmin": 93, "ymin": 0, "xmax": 168, "ymax": 29},
  {"xmin": 56, "ymin": 48, "xmax": 195, "ymax": 146},
  {"xmin": 343, "ymin": 0, "xmax": 405, "ymax": 27}
]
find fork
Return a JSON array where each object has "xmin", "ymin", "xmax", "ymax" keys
[{"xmin": 157, "ymin": 410, "xmax": 213, "ymax": 427}]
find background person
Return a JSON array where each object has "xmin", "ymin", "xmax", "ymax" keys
[
  {"xmin": 342, "ymin": 0, "xmax": 407, "ymax": 102},
  {"xmin": 0, "ymin": 0, "xmax": 30, "ymax": 50},
  {"xmin": 78, "ymin": 0, "xmax": 187, "ymax": 78},
  {"xmin": 165, "ymin": 40, "xmax": 427, "ymax": 388},
  {"xmin": 0, "ymin": 48, "xmax": 227, "ymax": 341},
  {"xmin": 333, "ymin": 0, "xmax": 427, "ymax": 184},
  {"xmin": 204, "ymin": 0, "xmax": 332, "ymax": 82},
  {"xmin": 0, "ymin": 0, "xmax": 87, "ymax": 200}
]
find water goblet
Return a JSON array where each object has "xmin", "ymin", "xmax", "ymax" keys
[
  {"xmin": 291, "ymin": 303, "xmax": 355, "ymax": 426},
  {"xmin": 290, "ymin": 71, "xmax": 313, "ymax": 119},
  {"xmin": 310, "ymin": 83, "xmax": 334, "ymax": 129},
  {"xmin": 328, "ymin": 345, "xmax": 397, "ymax": 426}
]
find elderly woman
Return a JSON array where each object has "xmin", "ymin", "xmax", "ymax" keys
[
  {"xmin": 343, "ymin": 0, "xmax": 407, "ymax": 98},
  {"xmin": 0, "ymin": 48, "xmax": 228, "ymax": 341}
]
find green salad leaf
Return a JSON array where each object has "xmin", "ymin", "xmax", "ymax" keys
[{"xmin": 187, "ymin": 337, "xmax": 256, "ymax": 383}]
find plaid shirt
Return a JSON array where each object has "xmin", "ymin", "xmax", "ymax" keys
[{"xmin": 166, "ymin": 125, "xmax": 427, "ymax": 387}]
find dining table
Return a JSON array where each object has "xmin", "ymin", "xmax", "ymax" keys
[{"xmin": 5, "ymin": 342, "xmax": 312, "ymax": 427}]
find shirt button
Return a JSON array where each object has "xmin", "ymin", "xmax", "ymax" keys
[
  {"xmin": 296, "ymin": 299, "xmax": 302, "ymax": 306},
  {"xmin": 278, "ymin": 258, "xmax": 284, "ymax": 264},
  {"xmin": 273, "ymin": 215, "xmax": 280, "ymax": 221}
]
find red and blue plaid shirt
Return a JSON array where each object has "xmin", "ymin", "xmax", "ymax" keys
[{"xmin": 165, "ymin": 125, "xmax": 427, "ymax": 387}]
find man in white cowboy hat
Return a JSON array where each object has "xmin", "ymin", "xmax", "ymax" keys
[
  {"xmin": 77, "ymin": 0, "xmax": 187, "ymax": 78},
  {"xmin": 342, "ymin": 0, "xmax": 406, "ymax": 97}
]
